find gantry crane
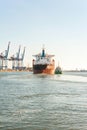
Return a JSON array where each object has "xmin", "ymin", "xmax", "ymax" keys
[
  {"xmin": 19, "ymin": 47, "xmax": 26, "ymax": 70},
  {"xmin": 0, "ymin": 42, "xmax": 10, "ymax": 69},
  {"xmin": 9, "ymin": 45, "xmax": 21, "ymax": 70}
]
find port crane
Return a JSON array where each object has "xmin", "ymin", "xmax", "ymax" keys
[
  {"xmin": 19, "ymin": 47, "xmax": 25, "ymax": 69},
  {"xmin": 9, "ymin": 45, "xmax": 21, "ymax": 70},
  {"xmin": 0, "ymin": 42, "xmax": 10, "ymax": 69}
]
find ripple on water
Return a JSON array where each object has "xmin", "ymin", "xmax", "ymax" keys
[{"xmin": 0, "ymin": 72, "xmax": 87, "ymax": 130}]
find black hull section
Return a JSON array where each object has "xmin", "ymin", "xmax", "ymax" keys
[
  {"xmin": 33, "ymin": 64, "xmax": 47, "ymax": 70},
  {"xmin": 33, "ymin": 64, "xmax": 54, "ymax": 74}
]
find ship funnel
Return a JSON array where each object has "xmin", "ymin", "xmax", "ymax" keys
[{"xmin": 42, "ymin": 44, "xmax": 45, "ymax": 57}]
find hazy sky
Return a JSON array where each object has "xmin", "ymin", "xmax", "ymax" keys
[{"xmin": 0, "ymin": 0, "xmax": 87, "ymax": 70}]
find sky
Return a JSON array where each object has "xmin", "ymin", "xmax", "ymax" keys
[{"xmin": 0, "ymin": 0, "xmax": 87, "ymax": 70}]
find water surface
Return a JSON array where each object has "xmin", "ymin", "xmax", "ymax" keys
[{"xmin": 0, "ymin": 71, "xmax": 87, "ymax": 130}]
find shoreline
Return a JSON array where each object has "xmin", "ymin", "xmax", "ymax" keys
[{"xmin": 0, "ymin": 68, "xmax": 32, "ymax": 72}]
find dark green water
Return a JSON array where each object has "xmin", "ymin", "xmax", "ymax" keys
[{"xmin": 0, "ymin": 72, "xmax": 87, "ymax": 130}]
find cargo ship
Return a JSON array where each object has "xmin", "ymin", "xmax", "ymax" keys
[{"xmin": 32, "ymin": 47, "xmax": 55, "ymax": 74}]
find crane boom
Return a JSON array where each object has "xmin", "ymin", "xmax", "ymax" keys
[{"xmin": 22, "ymin": 47, "xmax": 25, "ymax": 60}]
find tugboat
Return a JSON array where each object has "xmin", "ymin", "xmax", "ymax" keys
[
  {"xmin": 32, "ymin": 46, "xmax": 55, "ymax": 74},
  {"xmin": 55, "ymin": 63, "xmax": 62, "ymax": 74}
]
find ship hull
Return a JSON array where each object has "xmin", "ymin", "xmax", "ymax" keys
[{"xmin": 33, "ymin": 64, "xmax": 55, "ymax": 74}]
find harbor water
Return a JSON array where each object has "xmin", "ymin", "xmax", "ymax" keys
[{"xmin": 0, "ymin": 71, "xmax": 87, "ymax": 130}]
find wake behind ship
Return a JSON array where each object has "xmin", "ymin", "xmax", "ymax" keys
[{"xmin": 32, "ymin": 47, "xmax": 55, "ymax": 74}]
